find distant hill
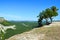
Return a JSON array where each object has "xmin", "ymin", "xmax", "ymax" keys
[{"xmin": 53, "ymin": 20, "xmax": 60, "ymax": 22}]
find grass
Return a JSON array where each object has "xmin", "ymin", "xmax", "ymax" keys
[{"xmin": 4, "ymin": 21, "xmax": 38, "ymax": 39}]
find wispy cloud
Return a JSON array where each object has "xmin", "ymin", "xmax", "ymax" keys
[
  {"xmin": 0, "ymin": 13, "xmax": 37, "ymax": 21},
  {"xmin": 0, "ymin": 13, "xmax": 22, "ymax": 21}
]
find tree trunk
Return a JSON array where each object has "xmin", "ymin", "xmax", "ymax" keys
[
  {"xmin": 50, "ymin": 17, "xmax": 52, "ymax": 23},
  {"xmin": 45, "ymin": 18, "xmax": 48, "ymax": 25},
  {"xmin": 38, "ymin": 18, "xmax": 43, "ymax": 27}
]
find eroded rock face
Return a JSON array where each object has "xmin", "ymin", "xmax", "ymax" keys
[
  {"xmin": 43, "ymin": 22, "xmax": 60, "ymax": 27},
  {"xmin": 8, "ymin": 34, "xmax": 45, "ymax": 40},
  {"xmin": 0, "ymin": 17, "xmax": 5, "ymax": 23},
  {"xmin": 7, "ymin": 31, "xmax": 45, "ymax": 40}
]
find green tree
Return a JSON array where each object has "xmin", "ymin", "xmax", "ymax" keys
[
  {"xmin": 42, "ymin": 6, "xmax": 58, "ymax": 24},
  {"xmin": 37, "ymin": 12, "xmax": 43, "ymax": 26},
  {"xmin": 50, "ymin": 6, "xmax": 58, "ymax": 23},
  {"xmin": 45, "ymin": 8, "xmax": 53, "ymax": 23},
  {"xmin": 37, "ymin": 6, "xmax": 59, "ymax": 26},
  {"xmin": 43, "ymin": 10, "xmax": 49, "ymax": 24}
]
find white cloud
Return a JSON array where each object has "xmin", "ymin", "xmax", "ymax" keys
[
  {"xmin": 0, "ymin": 13, "xmax": 22, "ymax": 21},
  {"xmin": 0, "ymin": 13, "xmax": 37, "ymax": 21}
]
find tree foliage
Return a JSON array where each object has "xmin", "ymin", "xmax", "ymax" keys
[{"xmin": 38, "ymin": 6, "xmax": 59, "ymax": 26}]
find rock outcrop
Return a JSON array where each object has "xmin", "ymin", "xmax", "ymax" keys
[{"xmin": 0, "ymin": 17, "xmax": 5, "ymax": 23}]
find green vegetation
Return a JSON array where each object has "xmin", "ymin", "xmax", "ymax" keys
[
  {"xmin": 37, "ymin": 6, "xmax": 59, "ymax": 26},
  {"xmin": 4, "ymin": 21, "xmax": 38, "ymax": 39}
]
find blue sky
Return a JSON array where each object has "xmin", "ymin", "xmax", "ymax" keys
[{"xmin": 0, "ymin": 0, "xmax": 60, "ymax": 21}]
